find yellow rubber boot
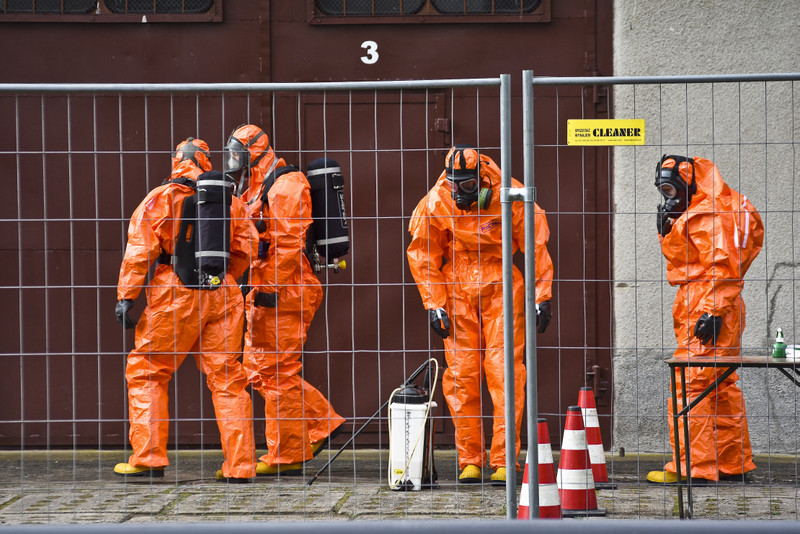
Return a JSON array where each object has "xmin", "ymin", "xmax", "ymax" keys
[
  {"xmin": 310, "ymin": 438, "xmax": 327, "ymax": 458},
  {"xmin": 458, "ymin": 464, "xmax": 482, "ymax": 484},
  {"xmin": 113, "ymin": 463, "xmax": 164, "ymax": 478},
  {"xmin": 646, "ymin": 470, "xmax": 686, "ymax": 484},
  {"xmin": 215, "ymin": 470, "xmax": 252, "ymax": 483},
  {"xmin": 256, "ymin": 461, "xmax": 303, "ymax": 476},
  {"xmin": 310, "ymin": 425, "xmax": 344, "ymax": 458},
  {"xmin": 490, "ymin": 467, "xmax": 506, "ymax": 486}
]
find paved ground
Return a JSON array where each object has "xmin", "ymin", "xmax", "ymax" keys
[{"xmin": 1, "ymin": 449, "xmax": 799, "ymax": 524}]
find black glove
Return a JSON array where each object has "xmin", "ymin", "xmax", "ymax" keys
[
  {"xmin": 429, "ymin": 308, "xmax": 451, "ymax": 339},
  {"xmin": 536, "ymin": 300, "xmax": 552, "ymax": 334},
  {"xmin": 254, "ymin": 291, "xmax": 278, "ymax": 308},
  {"xmin": 657, "ymin": 204, "xmax": 673, "ymax": 237},
  {"xmin": 115, "ymin": 299, "xmax": 137, "ymax": 329},
  {"xmin": 693, "ymin": 313, "xmax": 723, "ymax": 345}
]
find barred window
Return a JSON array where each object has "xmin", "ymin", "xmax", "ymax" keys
[
  {"xmin": 105, "ymin": 0, "xmax": 214, "ymax": 14},
  {"xmin": 315, "ymin": 0, "xmax": 425, "ymax": 15},
  {"xmin": 431, "ymin": 0, "xmax": 541, "ymax": 14},
  {"xmin": 311, "ymin": 0, "xmax": 548, "ymax": 22},
  {"xmin": 0, "ymin": 0, "xmax": 95, "ymax": 13},
  {"xmin": 0, "ymin": 0, "xmax": 220, "ymax": 19}
]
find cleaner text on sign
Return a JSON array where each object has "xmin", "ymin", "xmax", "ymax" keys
[{"xmin": 567, "ymin": 119, "xmax": 646, "ymax": 146}]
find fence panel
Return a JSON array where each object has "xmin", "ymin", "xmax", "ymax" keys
[
  {"xmin": 1, "ymin": 72, "xmax": 799, "ymax": 524},
  {"xmin": 527, "ymin": 72, "xmax": 800, "ymax": 520}
]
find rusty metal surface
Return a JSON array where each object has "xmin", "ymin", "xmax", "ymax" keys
[{"xmin": 0, "ymin": 0, "xmax": 613, "ymax": 449}]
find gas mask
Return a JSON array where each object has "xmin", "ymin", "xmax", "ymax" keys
[
  {"xmin": 449, "ymin": 176, "xmax": 479, "ymax": 210},
  {"xmin": 224, "ymin": 137, "xmax": 250, "ymax": 197},
  {"xmin": 655, "ymin": 155, "xmax": 696, "ymax": 218},
  {"xmin": 444, "ymin": 144, "xmax": 491, "ymax": 211},
  {"xmin": 446, "ymin": 175, "xmax": 494, "ymax": 211}
]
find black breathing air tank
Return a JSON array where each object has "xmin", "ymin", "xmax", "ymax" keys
[
  {"xmin": 305, "ymin": 158, "xmax": 350, "ymax": 260},
  {"xmin": 194, "ymin": 170, "xmax": 233, "ymax": 285}
]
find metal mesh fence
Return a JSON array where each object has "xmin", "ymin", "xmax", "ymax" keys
[
  {"xmin": 527, "ymin": 72, "xmax": 800, "ymax": 520},
  {"xmin": 0, "ymin": 73, "xmax": 799, "ymax": 525}
]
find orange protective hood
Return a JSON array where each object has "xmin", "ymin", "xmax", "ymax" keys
[
  {"xmin": 445, "ymin": 145, "xmax": 480, "ymax": 179},
  {"xmin": 170, "ymin": 137, "xmax": 211, "ymax": 180},
  {"xmin": 230, "ymin": 124, "xmax": 275, "ymax": 168},
  {"xmin": 478, "ymin": 153, "xmax": 501, "ymax": 184},
  {"xmin": 228, "ymin": 124, "xmax": 277, "ymax": 197},
  {"xmin": 685, "ymin": 156, "xmax": 733, "ymax": 210}
]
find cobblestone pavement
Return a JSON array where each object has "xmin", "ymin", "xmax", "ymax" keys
[{"xmin": 1, "ymin": 450, "xmax": 799, "ymax": 524}]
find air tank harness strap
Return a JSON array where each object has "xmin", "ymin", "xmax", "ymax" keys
[
  {"xmin": 258, "ymin": 240, "xmax": 270, "ymax": 259},
  {"xmin": 154, "ymin": 176, "xmax": 193, "ymax": 270},
  {"xmin": 156, "ymin": 252, "xmax": 172, "ymax": 266}
]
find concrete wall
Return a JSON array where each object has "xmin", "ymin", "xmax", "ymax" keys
[{"xmin": 611, "ymin": 1, "xmax": 800, "ymax": 456}]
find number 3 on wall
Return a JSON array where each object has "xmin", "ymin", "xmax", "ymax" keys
[{"xmin": 361, "ymin": 41, "xmax": 379, "ymax": 65}]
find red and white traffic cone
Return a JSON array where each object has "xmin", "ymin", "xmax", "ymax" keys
[
  {"xmin": 518, "ymin": 418, "xmax": 561, "ymax": 519},
  {"xmin": 578, "ymin": 387, "xmax": 617, "ymax": 490},
  {"xmin": 518, "ymin": 456, "xmax": 534, "ymax": 519},
  {"xmin": 557, "ymin": 406, "xmax": 606, "ymax": 517}
]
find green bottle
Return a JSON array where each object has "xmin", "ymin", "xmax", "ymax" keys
[{"xmin": 772, "ymin": 328, "xmax": 787, "ymax": 359}]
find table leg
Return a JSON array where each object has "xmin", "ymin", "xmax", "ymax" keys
[
  {"xmin": 673, "ymin": 365, "xmax": 737, "ymax": 519},
  {"xmin": 777, "ymin": 367, "xmax": 800, "ymax": 387},
  {"xmin": 680, "ymin": 369, "xmax": 693, "ymax": 519},
  {"xmin": 670, "ymin": 367, "xmax": 685, "ymax": 519}
]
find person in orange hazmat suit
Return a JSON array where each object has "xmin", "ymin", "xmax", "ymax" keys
[
  {"xmin": 224, "ymin": 124, "xmax": 345, "ymax": 475},
  {"xmin": 406, "ymin": 145, "xmax": 554, "ymax": 486},
  {"xmin": 646, "ymin": 155, "xmax": 763, "ymax": 484},
  {"xmin": 114, "ymin": 137, "xmax": 258, "ymax": 482}
]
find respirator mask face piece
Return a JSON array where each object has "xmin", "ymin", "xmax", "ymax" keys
[
  {"xmin": 444, "ymin": 145, "xmax": 482, "ymax": 211},
  {"xmin": 656, "ymin": 173, "xmax": 689, "ymax": 217},
  {"xmin": 446, "ymin": 176, "xmax": 480, "ymax": 210},
  {"xmin": 224, "ymin": 137, "xmax": 249, "ymax": 196},
  {"xmin": 655, "ymin": 156, "xmax": 694, "ymax": 219}
]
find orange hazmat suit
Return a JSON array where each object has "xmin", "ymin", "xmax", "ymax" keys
[
  {"xmin": 230, "ymin": 125, "xmax": 345, "ymax": 467},
  {"xmin": 116, "ymin": 138, "xmax": 258, "ymax": 479},
  {"xmin": 407, "ymin": 151, "xmax": 553, "ymax": 470},
  {"xmin": 659, "ymin": 156, "xmax": 763, "ymax": 481}
]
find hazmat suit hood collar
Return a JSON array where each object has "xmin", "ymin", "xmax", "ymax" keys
[
  {"xmin": 169, "ymin": 159, "xmax": 203, "ymax": 182},
  {"xmin": 432, "ymin": 172, "xmax": 458, "ymax": 211},
  {"xmin": 687, "ymin": 157, "xmax": 731, "ymax": 211},
  {"xmin": 254, "ymin": 145, "xmax": 276, "ymax": 173},
  {"xmin": 478, "ymin": 154, "xmax": 501, "ymax": 184},
  {"xmin": 247, "ymin": 149, "xmax": 280, "ymax": 196}
]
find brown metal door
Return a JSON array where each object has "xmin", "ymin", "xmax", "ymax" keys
[
  {"xmin": 0, "ymin": 0, "xmax": 614, "ymax": 450},
  {"xmin": 254, "ymin": 89, "xmax": 458, "ymax": 446},
  {"xmin": 270, "ymin": 2, "xmax": 614, "ymax": 449}
]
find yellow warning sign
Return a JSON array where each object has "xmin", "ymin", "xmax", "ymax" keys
[{"xmin": 567, "ymin": 119, "xmax": 645, "ymax": 146}]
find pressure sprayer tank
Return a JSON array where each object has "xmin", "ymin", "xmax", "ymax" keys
[{"xmin": 389, "ymin": 384, "xmax": 436, "ymax": 491}]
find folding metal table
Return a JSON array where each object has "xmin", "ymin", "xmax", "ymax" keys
[{"xmin": 665, "ymin": 355, "xmax": 800, "ymax": 519}]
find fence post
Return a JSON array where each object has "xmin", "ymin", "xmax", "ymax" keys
[
  {"xmin": 499, "ymin": 72, "xmax": 519, "ymax": 519},
  {"xmin": 522, "ymin": 68, "xmax": 540, "ymax": 519}
]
